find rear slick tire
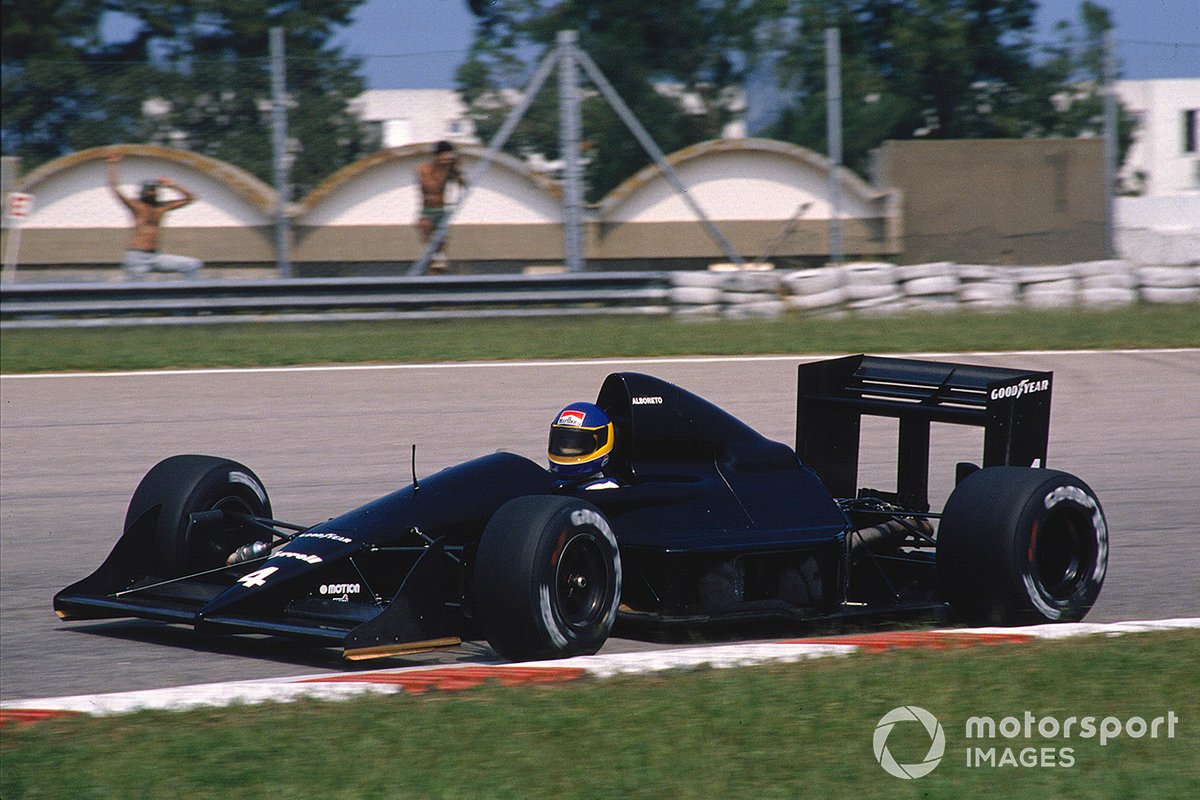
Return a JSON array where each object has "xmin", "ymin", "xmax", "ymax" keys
[
  {"xmin": 937, "ymin": 467, "xmax": 1107, "ymax": 625},
  {"xmin": 474, "ymin": 496, "xmax": 621, "ymax": 662}
]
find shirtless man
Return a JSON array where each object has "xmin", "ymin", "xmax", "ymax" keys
[
  {"xmin": 106, "ymin": 151, "xmax": 203, "ymax": 280},
  {"xmin": 415, "ymin": 140, "xmax": 465, "ymax": 273}
]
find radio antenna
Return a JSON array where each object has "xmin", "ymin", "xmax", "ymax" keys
[{"xmin": 411, "ymin": 444, "xmax": 420, "ymax": 493}]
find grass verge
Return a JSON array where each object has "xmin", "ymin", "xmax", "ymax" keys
[
  {"xmin": 2, "ymin": 305, "xmax": 1198, "ymax": 373},
  {"xmin": 2, "ymin": 631, "xmax": 1197, "ymax": 799}
]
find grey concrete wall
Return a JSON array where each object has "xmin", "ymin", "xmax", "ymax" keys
[{"xmin": 877, "ymin": 139, "xmax": 1108, "ymax": 265}]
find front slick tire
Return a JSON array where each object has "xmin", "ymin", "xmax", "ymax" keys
[
  {"xmin": 475, "ymin": 496, "xmax": 621, "ymax": 662},
  {"xmin": 127, "ymin": 455, "xmax": 272, "ymax": 577},
  {"xmin": 938, "ymin": 467, "xmax": 1108, "ymax": 625}
]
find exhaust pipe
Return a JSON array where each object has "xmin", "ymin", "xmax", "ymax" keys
[{"xmin": 850, "ymin": 518, "xmax": 934, "ymax": 553}]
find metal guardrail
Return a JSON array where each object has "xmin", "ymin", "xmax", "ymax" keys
[{"xmin": 0, "ymin": 272, "xmax": 673, "ymax": 328}]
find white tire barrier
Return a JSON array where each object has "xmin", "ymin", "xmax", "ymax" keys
[
  {"xmin": 670, "ymin": 271, "xmax": 727, "ymax": 289},
  {"xmin": 1024, "ymin": 279, "xmax": 1080, "ymax": 308},
  {"xmin": 669, "ymin": 286, "xmax": 724, "ymax": 306},
  {"xmin": 843, "ymin": 283, "xmax": 898, "ymax": 301},
  {"xmin": 1140, "ymin": 286, "xmax": 1200, "ymax": 304},
  {"xmin": 1080, "ymin": 287, "xmax": 1138, "ymax": 308},
  {"xmin": 1138, "ymin": 266, "xmax": 1196, "ymax": 289},
  {"xmin": 673, "ymin": 304, "xmax": 724, "ymax": 317},
  {"xmin": 841, "ymin": 263, "xmax": 899, "ymax": 301},
  {"xmin": 1082, "ymin": 272, "xmax": 1137, "ymax": 290},
  {"xmin": 1016, "ymin": 265, "xmax": 1077, "ymax": 284},
  {"xmin": 720, "ymin": 272, "xmax": 782, "ymax": 294},
  {"xmin": 667, "ymin": 259, "xmax": 1195, "ymax": 316},
  {"xmin": 784, "ymin": 287, "xmax": 846, "ymax": 311},
  {"xmin": 847, "ymin": 293, "xmax": 905, "ymax": 313},
  {"xmin": 723, "ymin": 291, "xmax": 780, "ymax": 306},
  {"xmin": 904, "ymin": 296, "xmax": 962, "ymax": 313},
  {"xmin": 782, "ymin": 269, "xmax": 843, "ymax": 295},
  {"xmin": 958, "ymin": 264, "xmax": 1000, "ymax": 281},
  {"xmin": 1074, "ymin": 260, "xmax": 1130, "ymax": 277},
  {"xmin": 723, "ymin": 300, "xmax": 786, "ymax": 319},
  {"xmin": 896, "ymin": 261, "xmax": 956, "ymax": 281},
  {"xmin": 903, "ymin": 274, "xmax": 960, "ymax": 296},
  {"xmin": 960, "ymin": 280, "xmax": 1019, "ymax": 305}
]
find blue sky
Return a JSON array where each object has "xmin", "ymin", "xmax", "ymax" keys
[{"xmin": 338, "ymin": 0, "xmax": 1200, "ymax": 89}]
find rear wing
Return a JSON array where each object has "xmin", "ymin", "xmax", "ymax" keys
[{"xmin": 796, "ymin": 355, "xmax": 1052, "ymax": 510}]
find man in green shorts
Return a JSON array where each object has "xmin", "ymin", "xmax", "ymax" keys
[{"xmin": 415, "ymin": 141, "xmax": 465, "ymax": 273}]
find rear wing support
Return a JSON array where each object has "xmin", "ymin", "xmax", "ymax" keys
[{"xmin": 796, "ymin": 355, "xmax": 1052, "ymax": 510}]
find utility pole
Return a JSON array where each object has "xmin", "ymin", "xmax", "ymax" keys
[
  {"xmin": 270, "ymin": 26, "xmax": 292, "ymax": 278},
  {"xmin": 1102, "ymin": 28, "xmax": 1118, "ymax": 258},
  {"xmin": 824, "ymin": 27, "xmax": 844, "ymax": 264},
  {"xmin": 558, "ymin": 31, "xmax": 585, "ymax": 272}
]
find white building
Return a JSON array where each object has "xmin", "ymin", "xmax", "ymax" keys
[
  {"xmin": 352, "ymin": 84, "xmax": 746, "ymax": 162},
  {"xmin": 1116, "ymin": 78, "xmax": 1200, "ymax": 196},
  {"xmin": 352, "ymin": 89, "xmax": 478, "ymax": 149},
  {"xmin": 1114, "ymin": 79, "xmax": 1200, "ymax": 265}
]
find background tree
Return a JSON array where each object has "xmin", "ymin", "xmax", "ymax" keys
[
  {"xmin": 763, "ymin": 0, "xmax": 1043, "ymax": 176},
  {"xmin": 458, "ymin": 0, "xmax": 760, "ymax": 201},
  {"xmin": 1, "ymin": 0, "xmax": 376, "ymax": 197},
  {"xmin": 457, "ymin": 1, "xmax": 1132, "ymax": 193},
  {"xmin": 1, "ymin": 0, "xmax": 142, "ymax": 162},
  {"xmin": 763, "ymin": 0, "xmax": 1131, "ymax": 179},
  {"xmin": 1020, "ymin": 1, "xmax": 1135, "ymax": 177}
]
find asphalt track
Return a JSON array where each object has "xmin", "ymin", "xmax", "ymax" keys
[{"xmin": 2, "ymin": 350, "xmax": 1197, "ymax": 702}]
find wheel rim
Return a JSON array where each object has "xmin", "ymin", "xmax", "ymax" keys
[
  {"xmin": 554, "ymin": 534, "xmax": 609, "ymax": 629},
  {"xmin": 1032, "ymin": 508, "xmax": 1094, "ymax": 601},
  {"xmin": 189, "ymin": 494, "xmax": 259, "ymax": 568}
]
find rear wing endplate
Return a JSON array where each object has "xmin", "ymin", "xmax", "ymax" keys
[{"xmin": 796, "ymin": 355, "xmax": 1052, "ymax": 510}]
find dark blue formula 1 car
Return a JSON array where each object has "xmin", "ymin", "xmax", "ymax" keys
[{"xmin": 55, "ymin": 355, "xmax": 1108, "ymax": 662}]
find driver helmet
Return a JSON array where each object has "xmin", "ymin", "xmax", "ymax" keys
[{"xmin": 548, "ymin": 402, "xmax": 614, "ymax": 478}]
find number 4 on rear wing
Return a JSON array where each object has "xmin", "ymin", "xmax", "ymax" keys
[{"xmin": 796, "ymin": 354, "xmax": 1052, "ymax": 511}]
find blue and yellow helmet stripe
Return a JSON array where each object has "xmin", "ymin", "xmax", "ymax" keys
[{"xmin": 548, "ymin": 402, "xmax": 614, "ymax": 477}]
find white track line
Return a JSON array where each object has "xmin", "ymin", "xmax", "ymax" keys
[{"xmin": 3, "ymin": 348, "xmax": 1197, "ymax": 381}]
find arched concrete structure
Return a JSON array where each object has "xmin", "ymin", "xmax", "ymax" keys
[
  {"xmin": 2, "ymin": 137, "xmax": 901, "ymax": 273},
  {"xmin": 601, "ymin": 138, "xmax": 887, "ymax": 222},
  {"xmin": 593, "ymin": 138, "xmax": 899, "ymax": 262},
  {"xmin": 293, "ymin": 143, "xmax": 565, "ymax": 263},
  {"xmin": 7, "ymin": 145, "xmax": 276, "ymax": 265}
]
